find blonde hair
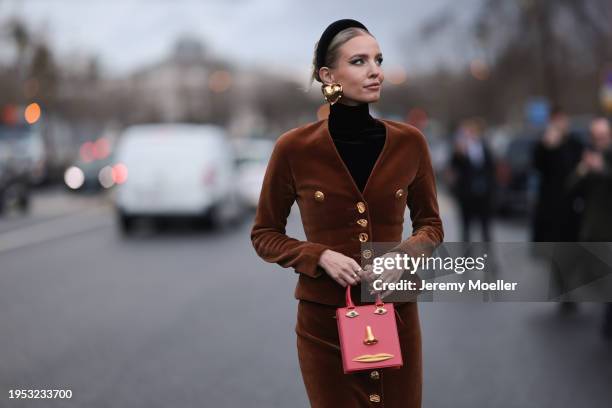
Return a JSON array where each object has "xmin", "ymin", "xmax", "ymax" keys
[{"xmin": 304, "ymin": 27, "xmax": 372, "ymax": 91}]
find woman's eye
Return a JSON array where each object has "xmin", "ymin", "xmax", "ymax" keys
[{"xmin": 350, "ymin": 57, "xmax": 383, "ymax": 65}]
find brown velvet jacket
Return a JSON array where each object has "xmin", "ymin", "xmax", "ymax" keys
[{"xmin": 250, "ymin": 118, "xmax": 444, "ymax": 306}]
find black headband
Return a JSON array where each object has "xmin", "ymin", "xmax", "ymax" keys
[{"xmin": 315, "ymin": 19, "xmax": 368, "ymax": 81}]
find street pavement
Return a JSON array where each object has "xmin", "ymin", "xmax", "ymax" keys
[{"xmin": 0, "ymin": 186, "xmax": 610, "ymax": 407}]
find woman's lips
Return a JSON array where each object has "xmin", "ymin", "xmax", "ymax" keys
[{"xmin": 364, "ymin": 84, "xmax": 381, "ymax": 90}]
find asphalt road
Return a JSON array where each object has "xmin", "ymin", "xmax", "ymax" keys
[{"xmin": 0, "ymin": 187, "xmax": 610, "ymax": 407}]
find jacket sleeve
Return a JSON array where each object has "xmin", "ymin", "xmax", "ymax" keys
[
  {"xmin": 390, "ymin": 129, "xmax": 444, "ymax": 257},
  {"xmin": 250, "ymin": 135, "xmax": 331, "ymax": 278}
]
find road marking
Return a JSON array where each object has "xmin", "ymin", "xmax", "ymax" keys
[{"xmin": 0, "ymin": 206, "xmax": 112, "ymax": 254}]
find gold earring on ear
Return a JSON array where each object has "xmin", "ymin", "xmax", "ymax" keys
[{"xmin": 321, "ymin": 82, "xmax": 343, "ymax": 105}]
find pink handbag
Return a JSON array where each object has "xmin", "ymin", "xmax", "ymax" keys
[{"xmin": 336, "ymin": 285, "xmax": 403, "ymax": 373}]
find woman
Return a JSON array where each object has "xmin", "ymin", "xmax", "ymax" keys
[{"xmin": 251, "ymin": 19, "xmax": 443, "ymax": 407}]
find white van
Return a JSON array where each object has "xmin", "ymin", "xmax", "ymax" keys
[{"xmin": 113, "ymin": 123, "xmax": 243, "ymax": 233}]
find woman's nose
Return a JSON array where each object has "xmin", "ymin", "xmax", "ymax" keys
[{"xmin": 368, "ymin": 63, "xmax": 382, "ymax": 78}]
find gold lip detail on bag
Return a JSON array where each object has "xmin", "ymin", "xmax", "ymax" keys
[{"xmin": 352, "ymin": 353, "xmax": 394, "ymax": 363}]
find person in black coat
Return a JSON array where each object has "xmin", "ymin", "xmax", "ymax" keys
[
  {"xmin": 532, "ymin": 108, "xmax": 584, "ymax": 242},
  {"xmin": 531, "ymin": 107, "xmax": 585, "ymax": 312},
  {"xmin": 450, "ymin": 118, "xmax": 496, "ymax": 242},
  {"xmin": 566, "ymin": 117, "xmax": 612, "ymax": 339}
]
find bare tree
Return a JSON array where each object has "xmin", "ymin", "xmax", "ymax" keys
[{"xmin": 411, "ymin": 0, "xmax": 612, "ymax": 124}]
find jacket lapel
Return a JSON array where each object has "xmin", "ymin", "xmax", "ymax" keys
[{"xmin": 320, "ymin": 118, "xmax": 392, "ymax": 202}]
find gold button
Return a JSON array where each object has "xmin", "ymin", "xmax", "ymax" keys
[
  {"xmin": 370, "ymin": 370, "xmax": 380, "ymax": 380},
  {"xmin": 362, "ymin": 249, "xmax": 372, "ymax": 259},
  {"xmin": 395, "ymin": 188, "xmax": 405, "ymax": 199},
  {"xmin": 369, "ymin": 394, "xmax": 381, "ymax": 403},
  {"xmin": 357, "ymin": 219, "xmax": 368, "ymax": 227},
  {"xmin": 314, "ymin": 191, "xmax": 325, "ymax": 202},
  {"xmin": 356, "ymin": 202, "xmax": 366, "ymax": 213},
  {"xmin": 359, "ymin": 233, "xmax": 369, "ymax": 243}
]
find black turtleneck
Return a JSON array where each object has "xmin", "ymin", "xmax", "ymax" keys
[{"xmin": 328, "ymin": 102, "xmax": 386, "ymax": 192}]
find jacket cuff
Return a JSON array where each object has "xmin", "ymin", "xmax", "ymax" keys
[{"xmin": 297, "ymin": 243, "xmax": 330, "ymax": 279}]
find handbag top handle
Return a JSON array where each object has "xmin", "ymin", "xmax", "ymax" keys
[{"xmin": 345, "ymin": 285, "xmax": 384, "ymax": 309}]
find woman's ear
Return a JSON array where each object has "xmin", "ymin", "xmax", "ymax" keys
[{"xmin": 318, "ymin": 67, "xmax": 334, "ymax": 85}]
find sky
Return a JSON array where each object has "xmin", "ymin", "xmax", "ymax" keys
[{"xmin": 0, "ymin": 0, "xmax": 481, "ymax": 80}]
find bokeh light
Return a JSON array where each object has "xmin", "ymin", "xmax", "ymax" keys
[
  {"xmin": 80, "ymin": 141, "xmax": 95, "ymax": 163},
  {"xmin": 112, "ymin": 163, "xmax": 128, "ymax": 184},
  {"xmin": 387, "ymin": 67, "xmax": 408, "ymax": 85},
  {"xmin": 470, "ymin": 59, "xmax": 490, "ymax": 80},
  {"xmin": 208, "ymin": 70, "xmax": 232, "ymax": 93},
  {"xmin": 64, "ymin": 166, "xmax": 85, "ymax": 190},
  {"xmin": 1, "ymin": 105, "xmax": 18, "ymax": 125},
  {"xmin": 406, "ymin": 107, "xmax": 429, "ymax": 130},
  {"xmin": 24, "ymin": 102, "xmax": 41, "ymax": 124},
  {"xmin": 98, "ymin": 165, "xmax": 115, "ymax": 188},
  {"xmin": 93, "ymin": 137, "xmax": 111, "ymax": 160}
]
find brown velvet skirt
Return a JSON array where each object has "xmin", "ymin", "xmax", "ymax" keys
[{"xmin": 296, "ymin": 300, "xmax": 422, "ymax": 408}]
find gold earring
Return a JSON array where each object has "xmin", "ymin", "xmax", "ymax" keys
[{"xmin": 321, "ymin": 83, "xmax": 343, "ymax": 105}]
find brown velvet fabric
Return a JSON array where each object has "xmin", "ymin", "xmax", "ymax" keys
[
  {"xmin": 250, "ymin": 118, "xmax": 444, "ymax": 407},
  {"xmin": 251, "ymin": 118, "xmax": 444, "ymax": 306}
]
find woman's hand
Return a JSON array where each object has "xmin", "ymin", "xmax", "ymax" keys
[
  {"xmin": 364, "ymin": 252, "xmax": 407, "ymax": 298},
  {"xmin": 318, "ymin": 249, "xmax": 362, "ymax": 287}
]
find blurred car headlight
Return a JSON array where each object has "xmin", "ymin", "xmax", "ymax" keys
[
  {"xmin": 98, "ymin": 165, "xmax": 115, "ymax": 189},
  {"xmin": 64, "ymin": 166, "xmax": 85, "ymax": 189}
]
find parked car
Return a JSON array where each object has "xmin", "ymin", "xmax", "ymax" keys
[
  {"xmin": 234, "ymin": 138, "xmax": 274, "ymax": 209},
  {"xmin": 63, "ymin": 133, "xmax": 118, "ymax": 193},
  {"xmin": 113, "ymin": 123, "xmax": 243, "ymax": 233},
  {"xmin": 63, "ymin": 154, "xmax": 116, "ymax": 192}
]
